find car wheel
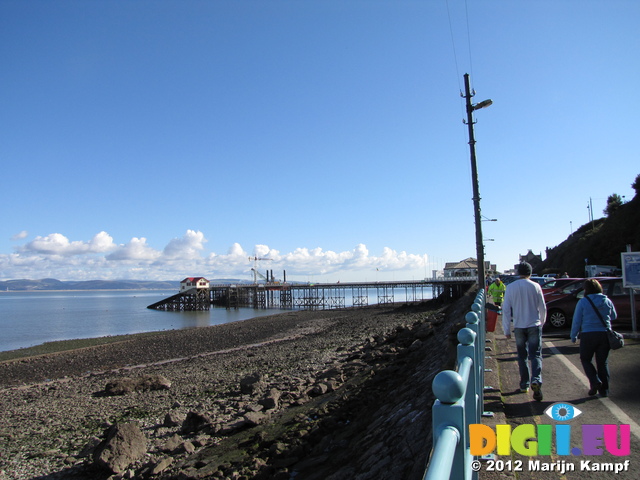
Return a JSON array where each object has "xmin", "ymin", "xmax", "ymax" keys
[{"xmin": 548, "ymin": 309, "xmax": 567, "ymax": 329}]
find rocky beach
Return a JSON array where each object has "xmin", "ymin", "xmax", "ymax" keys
[{"xmin": 0, "ymin": 293, "xmax": 472, "ymax": 480}]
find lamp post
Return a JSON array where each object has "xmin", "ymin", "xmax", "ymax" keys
[{"xmin": 463, "ymin": 73, "xmax": 492, "ymax": 288}]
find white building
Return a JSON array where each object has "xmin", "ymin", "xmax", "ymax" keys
[
  {"xmin": 443, "ymin": 258, "xmax": 478, "ymax": 278},
  {"xmin": 180, "ymin": 277, "xmax": 210, "ymax": 292}
]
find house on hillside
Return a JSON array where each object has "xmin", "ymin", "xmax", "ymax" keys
[
  {"xmin": 516, "ymin": 250, "xmax": 543, "ymax": 272},
  {"xmin": 180, "ymin": 277, "xmax": 210, "ymax": 292}
]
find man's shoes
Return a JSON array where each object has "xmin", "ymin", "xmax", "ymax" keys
[
  {"xmin": 599, "ymin": 388, "xmax": 609, "ymax": 397},
  {"xmin": 519, "ymin": 387, "xmax": 529, "ymax": 393},
  {"xmin": 588, "ymin": 383, "xmax": 602, "ymax": 396},
  {"xmin": 531, "ymin": 383, "xmax": 543, "ymax": 401}
]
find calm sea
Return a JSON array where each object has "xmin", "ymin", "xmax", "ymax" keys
[
  {"xmin": 0, "ymin": 290, "xmax": 284, "ymax": 353},
  {"xmin": 0, "ymin": 287, "xmax": 432, "ymax": 353}
]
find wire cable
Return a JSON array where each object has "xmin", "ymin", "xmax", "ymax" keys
[
  {"xmin": 464, "ymin": 0, "xmax": 475, "ymax": 90},
  {"xmin": 445, "ymin": 0, "xmax": 462, "ymax": 93},
  {"xmin": 445, "ymin": 0, "xmax": 467, "ymax": 123}
]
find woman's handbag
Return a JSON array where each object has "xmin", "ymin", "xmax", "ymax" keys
[
  {"xmin": 607, "ymin": 329, "xmax": 625, "ymax": 350},
  {"xmin": 585, "ymin": 296, "xmax": 624, "ymax": 350}
]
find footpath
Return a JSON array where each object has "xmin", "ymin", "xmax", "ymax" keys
[{"xmin": 478, "ymin": 314, "xmax": 640, "ymax": 480}]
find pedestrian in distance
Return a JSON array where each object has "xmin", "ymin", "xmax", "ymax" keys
[
  {"xmin": 570, "ymin": 278, "xmax": 617, "ymax": 397},
  {"xmin": 488, "ymin": 277, "xmax": 506, "ymax": 306},
  {"xmin": 502, "ymin": 262, "xmax": 547, "ymax": 401}
]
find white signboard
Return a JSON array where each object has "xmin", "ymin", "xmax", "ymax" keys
[{"xmin": 621, "ymin": 252, "xmax": 640, "ymax": 289}]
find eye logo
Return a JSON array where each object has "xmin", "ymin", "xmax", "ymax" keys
[{"xmin": 544, "ymin": 403, "xmax": 582, "ymax": 422}]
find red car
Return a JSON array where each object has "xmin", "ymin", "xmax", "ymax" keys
[
  {"xmin": 542, "ymin": 278, "xmax": 584, "ymax": 301},
  {"xmin": 545, "ymin": 277, "xmax": 640, "ymax": 329},
  {"xmin": 541, "ymin": 278, "xmax": 584, "ymax": 297}
]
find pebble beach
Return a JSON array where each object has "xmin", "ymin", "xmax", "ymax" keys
[{"xmin": 0, "ymin": 296, "xmax": 470, "ymax": 480}]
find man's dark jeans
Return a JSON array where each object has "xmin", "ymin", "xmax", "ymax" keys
[{"xmin": 514, "ymin": 326, "xmax": 543, "ymax": 389}]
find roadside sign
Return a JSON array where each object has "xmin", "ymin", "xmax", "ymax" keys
[{"xmin": 622, "ymin": 252, "xmax": 640, "ymax": 289}]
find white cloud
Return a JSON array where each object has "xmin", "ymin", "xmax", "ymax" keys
[
  {"xmin": 276, "ymin": 243, "xmax": 426, "ymax": 276},
  {"xmin": 379, "ymin": 247, "xmax": 426, "ymax": 269},
  {"xmin": 21, "ymin": 232, "xmax": 116, "ymax": 256},
  {"xmin": 0, "ymin": 230, "xmax": 429, "ymax": 282},
  {"xmin": 106, "ymin": 237, "xmax": 161, "ymax": 262},
  {"xmin": 203, "ymin": 243, "xmax": 250, "ymax": 276},
  {"xmin": 228, "ymin": 243, "xmax": 247, "ymax": 257},
  {"xmin": 162, "ymin": 230, "xmax": 207, "ymax": 260},
  {"xmin": 253, "ymin": 244, "xmax": 272, "ymax": 258},
  {"xmin": 91, "ymin": 231, "xmax": 117, "ymax": 252},
  {"xmin": 11, "ymin": 231, "xmax": 28, "ymax": 241}
]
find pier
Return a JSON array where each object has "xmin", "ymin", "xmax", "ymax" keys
[{"xmin": 147, "ymin": 277, "xmax": 476, "ymax": 311}]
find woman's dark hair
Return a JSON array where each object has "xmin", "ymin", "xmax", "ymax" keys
[{"xmin": 584, "ymin": 278, "xmax": 603, "ymax": 296}]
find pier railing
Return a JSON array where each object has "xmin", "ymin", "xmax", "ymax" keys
[{"xmin": 423, "ymin": 288, "xmax": 489, "ymax": 480}]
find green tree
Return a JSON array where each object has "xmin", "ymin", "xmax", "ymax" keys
[
  {"xmin": 603, "ymin": 193, "xmax": 624, "ymax": 216},
  {"xmin": 632, "ymin": 174, "xmax": 640, "ymax": 197}
]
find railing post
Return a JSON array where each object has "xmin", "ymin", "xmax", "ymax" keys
[
  {"xmin": 457, "ymin": 327, "xmax": 478, "ymax": 426},
  {"xmin": 466, "ymin": 290, "xmax": 487, "ymax": 419},
  {"xmin": 464, "ymin": 310, "xmax": 483, "ymax": 412},
  {"xmin": 427, "ymin": 370, "xmax": 468, "ymax": 480},
  {"xmin": 474, "ymin": 288, "xmax": 493, "ymax": 419}
]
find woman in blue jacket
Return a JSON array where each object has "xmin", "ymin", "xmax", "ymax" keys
[{"xmin": 570, "ymin": 279, "xmax": 617, "ymax": 397}]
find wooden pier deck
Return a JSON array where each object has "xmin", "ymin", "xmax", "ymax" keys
[{"xmin": 147, "ymin": 277, "xmax": 476, "ymax": 311}]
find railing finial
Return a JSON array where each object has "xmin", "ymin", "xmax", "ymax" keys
[
  {"xmin": 465, "ymin": 311, "xmax": 479, "ymax": 324},
  {"xmin": 457, "ymin": 327, "xmax": 476, "ymax": 346},
  {"xmin": 432, "ymin": 371, "xmax": 465, "ymax": 404}
]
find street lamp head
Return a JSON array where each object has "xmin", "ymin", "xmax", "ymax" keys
[{"xmin": 473, "ymin": 99, "xmax": 493, "ymax": 111}]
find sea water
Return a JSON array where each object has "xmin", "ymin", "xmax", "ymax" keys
[
  {"xmin": 0, "ymin": 287, "xmax": 432, "ymax": 353},
  {"xmin": 0, "ymin": 290, "xmax": 283, "ymax": 353}
]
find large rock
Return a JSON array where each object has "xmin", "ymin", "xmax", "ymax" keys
[
  {"xmin": 104, "ymin": 374, "xmax": 171, "ymax": 396},
  {"xmin": 240, "ymin": 373, "xmax": 267, "ymax": 395},
  {"xmin": 151, "ymin": 457, "xmax": 174, "ymax": 476},
  {"xmin": 259, "ymin": 388, "xmax": 281, "ymax": 410},
  {"xmin": 244, "ymin": 411, "xmax": 268, "ymax": 427},
  {"xmin": 163, "ymin": 433, "xmax": 196, "ymax": 455},
  {"xmin": 93, "ymin": 422, "xmax": 147, "ymax": 474},
  {"xmin": 181, "ymin": 411, "xmax": 215, "ymax": 434},
  {"xmin": 164, "ymin": 411, "xmax": 185, "ymax": 427}
]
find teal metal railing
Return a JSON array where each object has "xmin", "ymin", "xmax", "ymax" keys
[{"xmin": 423, "ymin": 288, "xmax": 489, "ymax": 480}]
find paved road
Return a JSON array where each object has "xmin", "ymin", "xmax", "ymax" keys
[{"xmin": 479, "ymin": 317, "xmax": 640, "ymax": 479}]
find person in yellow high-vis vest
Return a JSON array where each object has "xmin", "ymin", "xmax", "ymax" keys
[{"xmin": 488, "ymin": 277, "xmax": 506, "ymax": 306}]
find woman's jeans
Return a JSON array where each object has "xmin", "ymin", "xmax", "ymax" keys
[
  {"xmin": 579, "ymin": 331, "xmax": 610, "ymax": 391},
  {"xmin": 514, "ymin": 326, "xmax": 543, "ymax": 389}
]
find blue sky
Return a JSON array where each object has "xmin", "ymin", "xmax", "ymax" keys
[{"xmin": 1, "ymin": 0, "xmax": 638, "ymax": 283}]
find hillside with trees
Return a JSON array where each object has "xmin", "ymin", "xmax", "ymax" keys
[{"xmin": 538, "ymin": 174, "xmax": 640, "ymax": 277}]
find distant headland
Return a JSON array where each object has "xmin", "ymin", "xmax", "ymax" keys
[{"xmin": 0, "ymin": 278, "xmax": 184, "ymax": 291}]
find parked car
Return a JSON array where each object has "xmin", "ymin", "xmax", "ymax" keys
[
  {"xmin": 542, "ymin": 278, "xmax": 584, "ymax": 300},
  {"xmin": 499, "ymin": 275, "xmax": 518, "ymax": 285},
  {"xmin": 545, "ymin": 277, "xmax": 640, "ymax": 329},
  {"xmin": 501, "ymin": 275, "xmax": 549, "ymax": 287}
]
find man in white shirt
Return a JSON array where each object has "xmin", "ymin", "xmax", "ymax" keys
[{"xmin": 502, "ymin": 262, "xmax": 547, "ymax": 401}]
